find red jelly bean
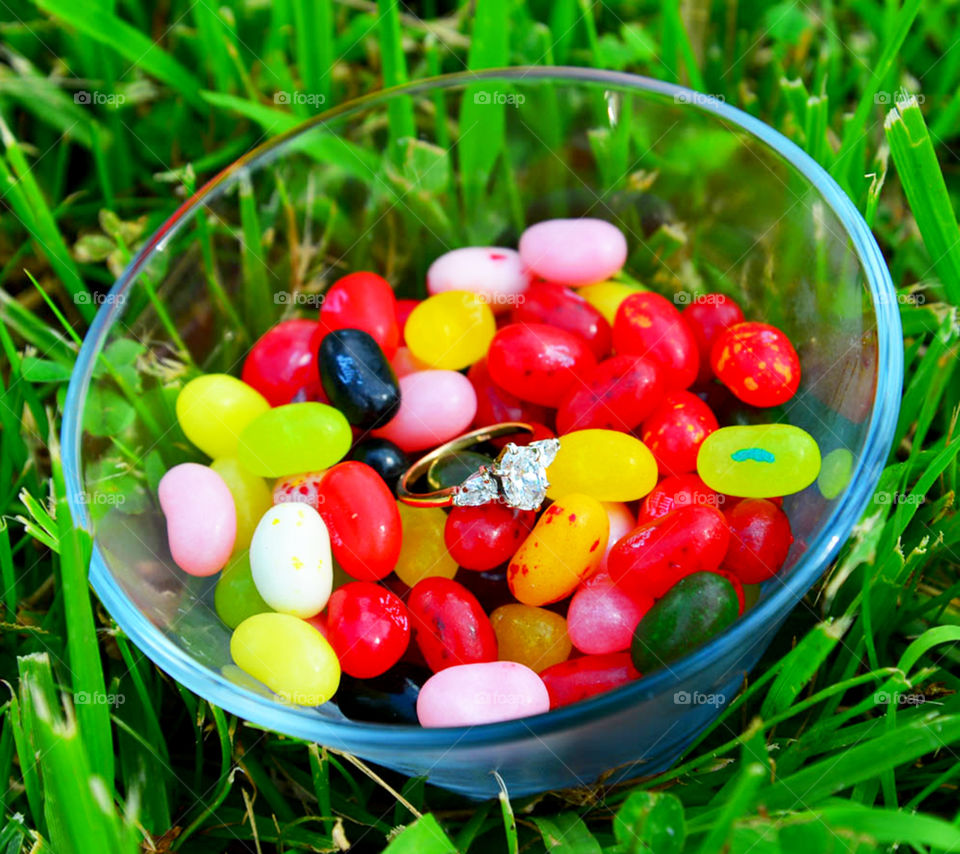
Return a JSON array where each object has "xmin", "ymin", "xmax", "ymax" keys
[
  {"xmin": 319, "ymin": 271, "xmax": 400, "ymax": 359},
  {"xmin": 539, "ymin": 652, "xmax": 640, "ymax": 709},
  {"xmin": 242, "ymin": 319, "xmax": 324, "ymax": 406},
  {"xmin": 487, "ymin": 323, "xmax": 597, "ymax": 407},
  {"xmin": 408, "ymin": 578, "xmax": 498, "ymax": 672},
  {"xmin": 710, "ymin": 321, "xmax": 801, "ymax": 407},
  {"xmin": 467, "ymin": 357, "xmax": 551, "ymax": 430},
  {"xmin": 510, "ymin": 282, "xmax": 612, "ymax": 359},
  {"xmin": 567, "ymin": 572, "xmax": 654, "ymax": 655},
  {"xmin": 555, "ymin": 355, "xmax": 663, "ymax": 435},
  {"xmin": 713, "ymin": 568, "xmax": 746, "ymax": 615},
  {"xmin": 637, "ymin": 473, "xmax": 722, "ymax": 523},
  {"xmin": 316, "ymin": 462, "xmax": 402, "ymax": 581},
  {"xmin": 327, "ymin": 581, "xmax": 410, "ymax": 678},
  {"xmin": 395, "ymin": 298, "xmax": 419, "ymax": 345},
  {"xmin": 607, "ymin": 505, "xmax": 730, "ymax": 598},
  {"xmin": 613, "ymin": 293, "xmax": 699, "ymax": 388},
  {"xmin": 682, "ymin": 294, "xmax": 744, "ymax": 385},
  {"xmin": 444, "ymin": 504, "xmax": 537, "ymax": 572},
  {"xmin": 640, "ymin": 391, "xmax": 719, "ymax": 476},
  {"xmin": 273, "ymin": 470, "xmax": 327, "ymax": 512},
  {"xmin": 723, "ymin": 498, "xmax": 793, "ymax": 584}
]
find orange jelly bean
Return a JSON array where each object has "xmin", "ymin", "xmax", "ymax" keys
[{"xmin": 490, "ymin": 604, "xmax": 572, "ymax": 673}]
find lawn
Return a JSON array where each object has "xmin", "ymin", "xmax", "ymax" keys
[{"xmin": 1, "ymin": 0, "xmax": 960, "ymax": 851}]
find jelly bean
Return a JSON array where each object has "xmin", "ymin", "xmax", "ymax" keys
[
  {"xmin": 318, "ymin": 329, "xmax": 401, "ymax": 428},
  {"xmin": 393, "ymin": 502, "xmax": 458, "ymax": 587},
  {"xmin": 487, "ymin": 323, "xmax": 597, "ymax": 407},
  {"xmin": 408, "ymin": 577, "xmax": 498, "ymax": 672},
  {"xmin": 347, "ymin": 438, "xmax": 409, "ymax": 493},
  {"xmin": 508, "ymin": 494, "xmax": 609, "ymax": 606},
  {"xmin": 539, "ymin": 652, "xmax": 639, "ymax": 709},
  {"xmin": 637, "ymin": 473, "xmax": 721, "ymax": 523},
  {"xmin": 210, "ymin": 457, "xmax": 272, "ymax": 552},
  {"xmin": 455, "ymin": 567, "xmax": 514, "ymax": 613},
  {"xmin": 390, "ymin": 346, "xmax": 427, "ymax": 378},
  {"xmin": 176, "ymin": 374, "xmax": 269, "ymax": 459},
  {"xmin": 404, "ymin": 291, "xmax": 496, "ymax": 371},
  {"xmin": 600, "ymin": 501, "xmax": 636, "ymax": 572},
  {"xmin": 242, "ymin": 319, "xmax": 324, "ymax": 406},
  {"xmin": 238, "ymin": 402, "xmax": 351, "ymax": 477},
  {"xmin": 555, "ymin": 355, "xmax": 663, "ymax": 434},
  {"xmin": 640, "ymin": 391, "xmax": 719, "ymax": 476},
  {"xmin": 272, "ymin": 470, "xmax": 327, "ymax": 512},
  {"xmin": 428, "ymin": 450, "xmax": 493, "ymax": 491},
  {"xmin": 417, "ymin": 661, "xmax": 549, "ymax": 726},
  {"xmin": 337, "ymin": 663, "xmax": 430, "ymax": 724},
  {"xmin": 316, "ymin": 462, "xmax": 401, "ymax": 581},
  {"xmin": 510, "ymin": 282, "xmax": 612, "ymax": 359},
  {"xmin": 372, "ymin": 370, "xmax": 477, "ymax": 452},
  {"xmin": 214, "ymin": 550, "xmax": 272, "ymax": 629},
  {"xmin": 159, "ymin": 463, "xmax": 236, "ymax": 576},
  {"xmin": 326, "ymin": 581, "xmax": 410, "ymax": 678},
  {"xmin": 490, "ymin": 604, "xmax": 571, "ymax": 672},
  {"xmin": 613, "ymin": 292, "xmax": 699, "ymax": 388},
  {"xmin": 249, "ymin": 503, "xmax": 333, "ymax": 617},
  {"xmin": 710, "ymin": 321, "xmax": 800, "ymax": 407},
  {"xmin": 519, "ymin": 218, "xmax": 627, "ymax": 286},
  {"xmin": 696, "ymin": 424, "xmax": 821, "ymax": 497},
  {"xmin": 467, "ymin": 357, "xmax": 551, "ymax": 430},
  {"xmin": 546, "ymin": 429, "xmax": 657, "ymax": 502},
  {"xmin": 306, "ymin": 611, "xmax": 329, "ymax": 638},
  {"xmin": 607, "ymin": 505, "xmax": 730, "ymax": 598},
  {"xmin": 395, "ymin": 298, "xmax": 419, "ymax": 343},
  {"xmin": 630, "ymin": 572, "xmax": 738, "ymax": 673},
  {"xmin": 714, "ymin": 567, "xmax": 746, "ymax": 615},
  {"xmin": 444, "ymin": 504, "xmax": 536, "ymax": 572},
  {"xmin": 567, "ymin": 572, "xmax": 653, "ymax": 655},
  {"xmin": 426, "ymin": 247, "xmax": 529, "ymax": 310},
  {"xmin": 579, "ymin": 281, "xmax": 644, "ymax": 325},
  {"xmin": 818, "ymin": 447, "xmax": 854, "ymax": 500},
  {"xmin": 319, "ymin": 271, "xmax": 399, "ymax": 359},
  {"xmin": 723, "ymin": 498, "xmax": 793, "ymax": 584},
  {"xmin": 231, "ymin": 612, "xmax": 340, "ymax": 705},
  {"xmin": 681, "ymin": 294, "xmax": 744, "ymax": 385}
]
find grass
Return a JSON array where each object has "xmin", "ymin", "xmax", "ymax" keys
[{"xmin": 1, "ymin": 0, "xmax": 960, "ymax": 851}]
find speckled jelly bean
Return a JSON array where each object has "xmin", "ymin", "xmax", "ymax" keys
[
  {"xmin": 337, "ymin": 663, "xmax": 430, "ymax": 724},
  {"xmin": 417, "ymin": 661, "xmax": 549, "ymax": 726},
  {"xmin": 159, "ymin": 463, "xmax": 236, "ymax": 576},
  {"xmin": 176, "ymin": 374, "xmax": 269, "ymax": 459},
  {"xmin": 630, "ymin": 572, "xmax": 739, "ymax": 673},
  {"xmin": 319, "ymin": 328, "xmax": 401, "ymax": 428},
  {"xmin": 508, "ymin": 494, "xmax": 609, "ymax": 606},
  {"xmin": 510, "ymin": 282, "xmax": 612, "ymax": 359},
  {"xmin": 681, "ymin": 294, "xmax": 744, "ymax": 385},
  {"xmin": 272, "ymin": 470, "xmax": 327, "ymax": 512},
  {"xmin": 519, "ymin": 218, "xmax": 627, "ymax": 286},
  {"xmin": 489, "ymin": 604, "xmax": 571, "ymax": 673},
  {"xmin": 637, "ymin": 473, "xmax": 721, "ymax": 523},
  {"xmin": 231, "ymin": 612, "xmax": 340, "ymax": 705},
  {"xmin": 640, "ymin": 391, "xmax": 719, "ymax": 476},
  {"xmin": 426, "ymin": 247, "xmax": 529, "ymax": 309},
  {"xmin": 372, "ymin": 370, "xmax": 477, "ymax": 452},
  {"xmin": 319, "ymin": 271, "xmax": 400, "ymax": 359},
  {"xmin": 210, "ymin": 457, "xmax": 272, "ymax": 553},
  {"xmin": 249, "ymin": 503, "xmax": 333, "ymax": 617},
  {"xmin": 710, "ymin": 321, "xmax": 800, "ymax": 407},
  {"xmin": 696, "ymin": 424, "xmax": 821, "ymax": 497},
  {"xmin": 607, "ymin": 505, "xmax": 730, "ymax": 598},
  {"xmin": 600, "ymin": 501, "xmax": 636, "ymax": 572},
  {"xmin": 613, "ymin": 292, "xmax": 700, "ymax": 388},
  {"xmin": 546, "ymin": 429, "xmax": 658, "ymax": 502},
  {"xmin": 578, "ymin": 281, "xmax": 644, "ymax": 325},
  {"xmin": 347, "ymin": 438, "xmax": 408, "ymax": 493},
  {"xmin": 242, "ymin": 319, "xmax": 325, "ymax": 406},
  {"xmin": 567, "ymin": 572, "xmax": 653, "ymax": 655},
  {"xmin": 237, "ymin": 402, "xmax": 351, "ymax": 477},
  {"xmin": 393, "ymin": 502, "xmax": 458, "ymax": 587},
  {"xmin": 467, "ymin": 357, "xmax": 551, "ymax": 430},
  {"xmin": 327, "ymin": 581, "xmax": 410, "ymax": 678},
  {"xmin": 404, "ymin": 291, "xmax": 496, "ymax": 370},
  {"xmin": 723, "ymin": 498, "xmax": 793, "ymax": 584},
  {"xmin": 214, "ymin": 550, "xmax": 271, "ymax": 629},
  {"xmin": 539, "ymin": 652, "xmax": 639, "ymax": 709},
  {"xmin": 444, "ymin": 503, "xmax": 536, "ymax": 572}
]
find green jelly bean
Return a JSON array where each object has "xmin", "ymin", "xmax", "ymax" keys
[
  {"xmin": 631, "ymin": 572, "xmax": 739, "ymax": 673},
  {"xmin": 237, "ymin": 402, "xmax": 351, "ymax": 477},
  {"xmin": 427, "ymin": 451, "xmax": 493, "ymax": 490},
  {"xmin": 818, "ymin": 447, "xmax": 853, "ymax": 500},
  {"xmin": 215, "ymin": 550, "xmax": 272, "ymax": 629},
  {"xmin": 696, "ymin": 424, "xmax": 821, "ymax": 498}
]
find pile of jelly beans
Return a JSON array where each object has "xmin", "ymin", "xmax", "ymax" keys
[{"xmin": 160, "ymin": 217, "xmax": 821, "ymax": 727}]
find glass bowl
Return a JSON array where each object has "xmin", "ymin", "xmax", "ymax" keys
[{"xmin": 62, "ymin": 68, "xmax": 902, "ymax": 799}]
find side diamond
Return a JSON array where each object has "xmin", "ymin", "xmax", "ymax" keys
[{"xmin": 453, "ymin": 469, "xmax": 501, "ymax": 506}]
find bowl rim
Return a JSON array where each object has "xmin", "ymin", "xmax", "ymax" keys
[{"xmin": 62, "ymin": 66, "xmax": 903, "ymax": 753}]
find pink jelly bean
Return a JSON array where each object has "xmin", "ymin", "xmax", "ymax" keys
[
  {"xmin": 567, "ymin": 572, "xmax": 654, "ymax": 655},
  {"xmin": 391, "ymin": 346, "xmax": 427, "ymax": 378},
  {"xmin": 417, "ymin": 661, "xmax": 550, "ymax": 726},
  {"xmin": 427, "ymin": 247, "xmax": 529, "ymax": 311},
  {"xmin": 600, "ymin": 501, "xmax": 636, "ymax": 572},
  {"xmin": 159, "ymin": 463, "xmax": 236, "ymax": 576},
  {"xmin": 519, "ymin": 218, "xmax": 628, "ymax": 286},
  {"xmin": 373, "ymin": 370, "xmax": 477, "ymax": 452}
]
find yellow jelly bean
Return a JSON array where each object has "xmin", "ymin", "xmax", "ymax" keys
[
  {"xmin": 546, "ymin": 429, "xmax": 657, "ymax": 501},
  {"xmin": 579, "ymin": 281, "xmax": 644, "ymax": 324},
  {"xmin": 231, "ymin": 612, "xmax": 340, "ymax": 706},
  {"xmin": 177, "ymin": 374, "xmax": 269, "ymax": 459},
  {"xmin": 405, "ymin": 290, "xmax": 496, "ymax": 370},
  {"xmin": 393, "ymin": 502, "xmax": 458, "ymax": 587},
  {"xmin": 210, "ymin": 457, "xmax": 272, "ymax": 552},
  {"xmin": 490, "ymin": 604, "xmax": 572, "ymax": 672},
  {"xmin": 697, "ymin": 424, "xmax": 821, "ymax": 497},
  {"xmin": 508, "ymin": 493, "xmax": 609, "ymax": 606},
  {"xmin": 818, "ymin": 448, "xmax": 853, "ymax": 500}
]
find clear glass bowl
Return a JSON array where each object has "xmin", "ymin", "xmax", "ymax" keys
[{"xmin": 62, "ymin": 68, "xmax": 902, "ymax": 798}]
